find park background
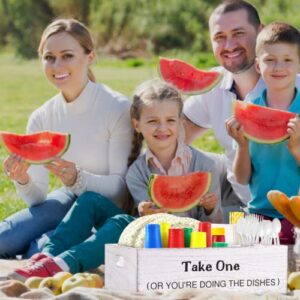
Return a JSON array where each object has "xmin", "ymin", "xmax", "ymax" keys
[{"xmin": 0, "ymin": 0, "xmax": 299, "ymax": 220}]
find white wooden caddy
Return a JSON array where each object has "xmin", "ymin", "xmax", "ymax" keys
[{"xmin": 105, "ymin": 244, "xmax": 287, "ymax": 294}]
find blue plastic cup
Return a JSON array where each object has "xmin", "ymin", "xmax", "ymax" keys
[{"xmin": 144, "ymin": 224, "xmax": 162, "ymax": 248}]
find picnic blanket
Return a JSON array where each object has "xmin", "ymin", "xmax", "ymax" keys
[{"xmin": 0, "ymin": 260, "xmax": 299, "ymax": 300}]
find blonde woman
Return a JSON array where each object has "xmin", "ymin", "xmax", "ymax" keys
[{"xmin": 1, "ymin": 19, "xmax": 133, "ymax": 261}]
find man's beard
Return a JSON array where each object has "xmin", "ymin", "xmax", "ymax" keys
[{"xmin": 224, "ymin": 57, "xmax": 255, "ymax": 74}]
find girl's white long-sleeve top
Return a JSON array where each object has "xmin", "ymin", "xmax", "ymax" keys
[{"xmin": 14, "ymin": 81, "xmax": 132, "ymax": 207}]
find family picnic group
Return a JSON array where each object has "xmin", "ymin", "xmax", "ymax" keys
[{"xmin": 1, "ymin": 0, "xmax": 300, "ymax": 281}]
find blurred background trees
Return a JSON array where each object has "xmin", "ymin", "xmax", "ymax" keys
[{"xmin": 0, "ymin": 0, "xmax": 299, "ymax": 59}]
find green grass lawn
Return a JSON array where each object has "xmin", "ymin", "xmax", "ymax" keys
[{"xmin": 0, "ymin": 52, "xmax": 223, "ymax": 220}]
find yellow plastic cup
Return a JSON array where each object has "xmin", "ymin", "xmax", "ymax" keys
[
  {"xmin": 160, "ymin": 222, "xmax": 170, "ymax": 248},
  {"xmin": 190, "ymin": 231, "xmax": 206, "ymax": 248},
  {"xmin": 211, "ymin": 227, "xmax": 225, "ymax": 236}
]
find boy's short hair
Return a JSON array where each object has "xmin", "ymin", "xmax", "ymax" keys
[
  {"xmin": 256, "ymin": 22, "xmax": 300, "ymax": 57},
  {"xmin": 209, "ymin": 0, "xmax": 261, "ymax": 30}
]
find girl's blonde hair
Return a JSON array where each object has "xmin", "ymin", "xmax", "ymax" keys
[
  {"xmin": 38, "ymin": 18, "xmax": 96, "ymax": 82},
  {"xmin": 128, "ymin": 78, "xmax": 183, "ymax": 166}
]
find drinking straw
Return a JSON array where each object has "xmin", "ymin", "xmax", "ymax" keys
[{"xmin": 229, "ymin": 211, "xmax": 245, "ymax": 224}]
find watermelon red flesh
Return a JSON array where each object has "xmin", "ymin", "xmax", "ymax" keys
[
  {"xmin": 233, "ymin": 100, "xmax": 297, "ymax": 144},
  {"xmin": 149, "ymin": 171, "xmax": 211, "ymax": 213},
  {"xmin": 0, "ymin": 131, "xmax": 70, "ymax": 164},
  {"xmin": 159, "ymin": 57, "xmax": 222, "ymax": 94}
]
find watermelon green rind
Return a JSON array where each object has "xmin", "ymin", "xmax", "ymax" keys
[
  {"xmin": 147, "ymin": 174, "xmax": 156, "ymax": 198},
  {"xmin": 243, "ymin": 132, "xmax": 289, "ymax": 144},
  {"xmin": 149, "ymin": 171, "xmax": 212, "ymax": 213},
  {"xmin": 233, "ymin": 100, "xmax": 296, "ymax": 144},
  {"xmin": 158, "ymin": 57, "xmax": 223, "ymax": 95},
  {"xmin": 0, "ymin": 131, "xmax": 71, "ymax": 164}
]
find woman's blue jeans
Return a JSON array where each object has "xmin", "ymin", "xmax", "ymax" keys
[
  {"xmin": 0, "ymin": 187, "xmax": 76, "ymax": 258},
  {"xmin": 42, "ymin": 191, "xmax": 135, "ymax": 273}
]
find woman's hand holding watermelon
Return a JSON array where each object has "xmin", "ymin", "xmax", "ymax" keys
[
  {"xmin": 225, "ymin": 116, "xmax": 248, "ymax": 147},
  {"xmin": 138, "ymin": 201, "xmax": 168, "ymax": 216},
  {"xmin": 287, "ymin": 117, "xmax": 300, "ymax": 163},
  {"xmin": 45, "ymin": 157, "xmax": 77, "ymax": 187},
  {"xmin": 3, "ymin": 154, "xmax": 30, "ymax": 185},
  {"xmin": 199, "ymin": 192, "xmax": 218, "ymax": 215}
]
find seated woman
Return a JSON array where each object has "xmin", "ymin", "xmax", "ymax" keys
[{"xmin": 1, "ymin": 18, "xmax": 133, "ymax": 272}]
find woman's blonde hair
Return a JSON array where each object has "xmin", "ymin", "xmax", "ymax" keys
[
  {"xmin": 128, "ymin": 78, "xmax": 184, "ymax": 166},
  {"xmin": 38, "ymin": 18, "xmax": 96, "ymax": 82}
]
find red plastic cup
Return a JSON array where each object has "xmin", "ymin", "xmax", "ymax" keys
[
  {"xmin": 198, "ymin": 222, "xmax": 212, "ymax": 247},
  {"xmin": 212, "ymin": 235, "xmax": 226, "ymax": 243},
  {"xmin": 168, "ymin": 228, "xmax": 184, "ymax": 248},
  {"xmin": 211, "ymin": 227, "xmax": 226, "ymax": 244}
]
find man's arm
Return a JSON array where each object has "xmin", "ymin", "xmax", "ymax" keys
[{"xmin": 183, "ymin": 116, "xmax": 208, "ymax": 144}]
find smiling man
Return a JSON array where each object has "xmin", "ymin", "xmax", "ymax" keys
[{"xmin": 183, "ymin": 0, "xmax": 264, "ymax": 211}]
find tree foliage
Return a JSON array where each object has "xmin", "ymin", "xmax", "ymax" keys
[
  {"xmin": 1, "ymin": 0, "xmax": 54, "ymax": 58},
  {"xmin": 0, "ymin": 0, "xmax": 299, "ymax": 59}
]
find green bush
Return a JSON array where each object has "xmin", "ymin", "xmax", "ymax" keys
[{"xmin": 1, "ymin": 0, "xmax": 300, "ymax": 59}]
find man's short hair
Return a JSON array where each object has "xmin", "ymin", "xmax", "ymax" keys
[
  {"xmin": 209, "ymin": 0, "xmax": 261, "ymax": 30},
  {"xmin": 256, "ymin": 22, "xmax": 300, "ymax": 57}
]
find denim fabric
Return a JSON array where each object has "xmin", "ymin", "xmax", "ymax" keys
[
  {"xmin": 42, "ymin": 191, "xmax": 135, "ymax": 273},
  {"xmin": 0, "ymin": 188, "xmax": 76, "ymax": 258}
]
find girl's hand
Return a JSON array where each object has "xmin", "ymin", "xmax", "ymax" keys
[
  {"xmin": 225, "ymin": 116, "xmax": 248, "ymax": 147},
  {"xmin": 287, "ymin": 117, "xmax": 300, "ymax": 157},
  {"xmin": 3, "ymin": 154, "xmax": 30, "ymax": 185},
  {"xmin": 138, "ymin": 201, "xmax": 168, "ymax": 217},
  {"xmin": 199, "ymin": 192, "xmax": 218, "ymax": 215},
  {"xmin": 45, "ymin": 157, "xmax": 77, "ymax": 186}
]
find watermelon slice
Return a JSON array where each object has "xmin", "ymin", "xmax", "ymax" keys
[
  {"xmin": 0, "ymin": 131, "xmax": 70, "ymax": 164},
  {"xmin": 158, "ymin": 57, "xmax": 222, "ymax": 94},
  {"xmin": 149, "ymin": 171, "xmax": 211, "ymax": 213},
  {"xmin": 233, "ymin": 100, "xmax": 297, "ymax": 144}
]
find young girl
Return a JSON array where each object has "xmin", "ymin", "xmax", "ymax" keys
[
  {"xmin": 126, "ymin": 79, "xmax": 223, "ymax": 222},
  {"xmin": 1, "ymin": 18, "xmax": 133, "ymax": 262}
]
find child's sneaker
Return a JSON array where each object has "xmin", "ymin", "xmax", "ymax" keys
[
  {"xmin": 23, "ymin": 253, "xmax": 48, "ymax": 268},
  {"xmin": 9, "ymin": 257, "xmax": 62, "ymax": 282}
]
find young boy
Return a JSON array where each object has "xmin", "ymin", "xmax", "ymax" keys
[{"xmin": 226, "ymin": 22, "xmax": 300, "ymax": 244}]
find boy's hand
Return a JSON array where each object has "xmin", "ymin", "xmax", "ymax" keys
[
  {"xmin": 138, "ymin": 201, "xmax": 168, "ymax": 216},
  {"xmin": 287, "ymin": 117, "xmax": 300, "ymax": 157},
  {"xmin": 225, "ymin": 116, "xmax": 248, "ymax": 147},
  {"xmin": 199, "ymin": 192, "xmax": 218, "ymax": 215}
]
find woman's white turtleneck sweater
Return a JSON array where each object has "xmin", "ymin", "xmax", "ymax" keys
[{"xmin": 15, "ymin": 81, "xmax": 132, "ymax": 207}]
